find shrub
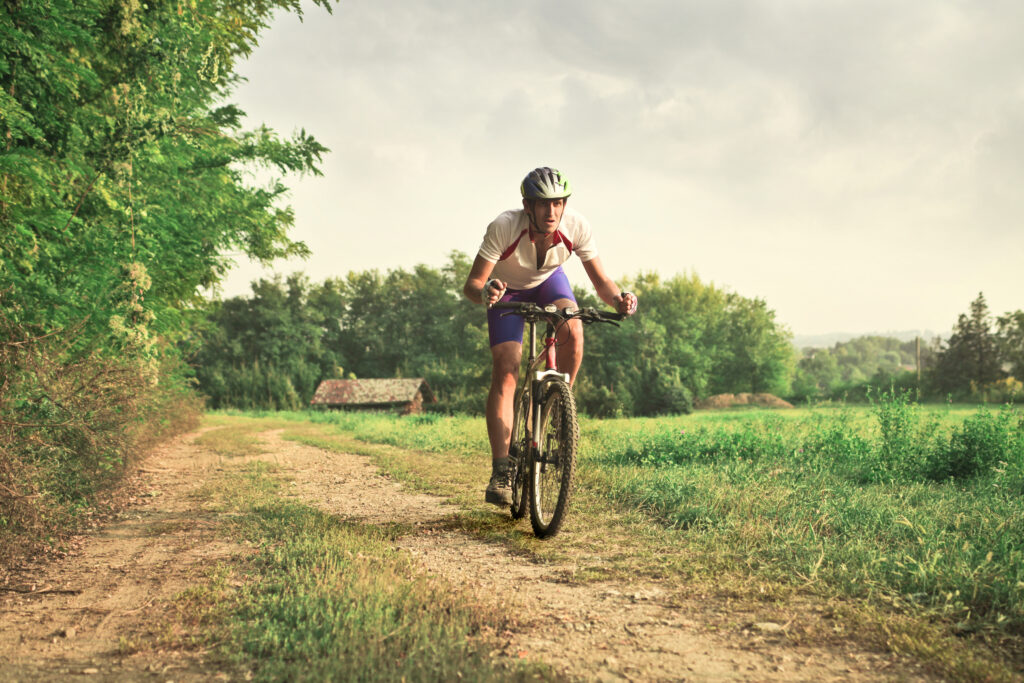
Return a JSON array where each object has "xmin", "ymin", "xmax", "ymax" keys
[
  {"xmin": 926, "ymin": 406, "xmax": 1023, "ymax": 481},
  {"xmin": 0, "ymin": 315, "xmax": 200, "ymax": 566},
  {"xmin": 867, "ymin": 388, "xmax": 928, "ymax": 481},
  {"xmin": 803, "ymin": 408, "xmax": 873, "ymax": 469}
]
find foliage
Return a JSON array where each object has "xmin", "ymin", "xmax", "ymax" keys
[
  {"xmin": 193, "ymin": 253, "xmax": 490, "ymax": 412},
  {"xmin": 995, "ymin": 309, "xmax": 1024, "ymax": 380},
  {"xmin": 932, "ymin": 293, "xmax": 1005, "ymax": 399},
  {"xmin": 194, "ymin": 273, "xmax": 335, "ymax": 410},
  {"xmin": 573, "ymin": 272, "xmax": 793, "ymax": 416},
  {"xmin": 1, "ymin": 0, "xmax": 332, "ymax": 340},
  {"xmin": 1, "ymin": 0, "xmax": 334, "ymax": 564},
  {"xmin": 793, "ymin": 293, "xmax": 1024, "ymax": 403},
  {"xmin": 791, "ymin": 335, "xmax": 928, "ymax": 402},
  {"xmin": 926, "ymin": 406, "xmax": 1024, "ymax": 482},
  {"xmin": 0, "ymin": 309, "xmax": 201, "ymax": 565},
  {"xmin": 195, "ymin": 266, "xmax": 795, "ymax": 416}
]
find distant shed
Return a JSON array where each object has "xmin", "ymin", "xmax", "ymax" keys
[{"xmin": 310, "ymin": 378, "xmax": 436, "ymax": 415}]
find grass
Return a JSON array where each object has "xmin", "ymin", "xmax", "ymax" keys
[
  {"xmin": 170, "ymin": 425, "xmax": 551, "ymax": 682},
  {"xmin": 219, "ymin": 399, "xmax": 1024, "ymax": 681}
]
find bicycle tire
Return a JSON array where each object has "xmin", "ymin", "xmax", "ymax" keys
[
  {"xmin": 529, "ymin": 380, "xmax": 578, "ymax": 538},
  {"xmin": 509, "ymin": 392, "xmax": 530, "ymax": 519}
]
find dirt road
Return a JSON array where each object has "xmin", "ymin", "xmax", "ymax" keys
[{"xmin": 0, "ymin": 427, "xmax": 926, "ymax": 681}]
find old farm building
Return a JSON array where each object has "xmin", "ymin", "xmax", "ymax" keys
[{"xmin": 310, "ymin": 378, "xmax": 436, "ymax": 415}]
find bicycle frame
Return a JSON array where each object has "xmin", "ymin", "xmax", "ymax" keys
[{"xmin": 518, "ymin": 315, "xmax": 570, "ymax": 453}]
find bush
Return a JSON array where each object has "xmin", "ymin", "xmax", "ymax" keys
[
  {"xmin": 866, "ymin": 388, "xmax": 929, "ymax": 482},
  {"xmin": 926, "ymin": 406, "xmax": 1023, "ymax": 481},
  {"xmin": 0, "ymin": 316, "xmax": 200, "ymax": 567}
]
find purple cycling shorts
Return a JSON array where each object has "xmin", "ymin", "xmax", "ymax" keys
[{"xmin": 487, "ymin": 267, "xmax": 577, "ymax": 347}]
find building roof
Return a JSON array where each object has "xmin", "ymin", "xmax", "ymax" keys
[{"xmin": 310, "ymin": 378, "xmax": 436, "ymax": 406}]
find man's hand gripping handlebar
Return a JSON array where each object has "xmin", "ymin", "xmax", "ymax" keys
[{"xmin": 483, "ymin": 278, "xmax": 507, "ymax": 307}]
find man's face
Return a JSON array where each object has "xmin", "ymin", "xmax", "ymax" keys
[{"xmin": 523, "ymin": 198, "xmax": 565, "ymax": 235}]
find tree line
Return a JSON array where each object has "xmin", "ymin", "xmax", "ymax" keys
[
  {"xmin": 195, "ymin": 273, "xmax": 1024, "ymax": 414},
  {"xmin": 192, "ymin": 255, "xmax": 796, "ymax": 416},
  {"xmin": 793, "ymin": 293, "xmax": 1023, "ymax": 403}
]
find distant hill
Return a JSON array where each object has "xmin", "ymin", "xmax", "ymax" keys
[{"xmin": 793, "ymin": 330, "xmax": 940, "ymax": 350}]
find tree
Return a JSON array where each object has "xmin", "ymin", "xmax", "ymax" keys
[
  {"xmin": 792, "ymin": 350, "xmax": 841, "ymax": 400},
  {"xmin": 573, "ymin": 272, "xmax": 793, "ymax": 415},
  {"xmin": 2, "ymin": 0, "xmax": 333, "ymax": 345},
  {"xmin": 193, "ymin": 254, "xmax": 492, "ymax": 412},
  {"xmin": 194, "ymin": 273, "xmax": 341, "ymax": 409},
  {"xmin": 995, "ymin": 310, "xmax": 1024, "ymax": 380},
  {"xmin": 933, "ymin": 293, "xmax": 1003, "ymax": 396},
  {"xmin": 709, "ymin": 295, "xmax": 793, "ymax": 396}
]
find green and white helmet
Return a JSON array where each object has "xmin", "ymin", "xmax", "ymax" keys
[{"xmin": 520, "ymin": 167, "xmax": 572, "ymax": 200}]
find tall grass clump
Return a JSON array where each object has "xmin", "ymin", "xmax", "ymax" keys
[
  {"xmin": 868, "ymin": 388, "xmax": 928, "ymax": 481},
  {"xmin": 926, "ymin": 406, "xmax": 1024, "ymax": 482},
  {"xmin": 610, "ymin": 414, "xmax": 799, "ymax": 467},
  {"xmin": 0, "ymin": 314, "xmax": 200, "ymax": 566}
]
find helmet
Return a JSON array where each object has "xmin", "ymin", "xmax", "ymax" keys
[{"xmin": 520, "ymin": 167, "xmax": 572, "ymax": 200}]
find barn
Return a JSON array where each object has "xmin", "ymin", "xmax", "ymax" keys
[{"xmin": 309, "ymin": 378, "xmax": 436, "ymax": 415}]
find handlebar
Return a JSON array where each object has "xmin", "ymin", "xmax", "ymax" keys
[{"xmin": 490, "ymin": 301, "xmax": 626, "ymax": 326}]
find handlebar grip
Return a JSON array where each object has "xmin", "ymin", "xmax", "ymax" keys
[{"xmin": 490, "ymin": 301, "xmax": 531, "ymax": 311}]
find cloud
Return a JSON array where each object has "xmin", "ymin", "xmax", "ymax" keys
[{"xmin": 224, "ymin": 0, "xmax": 1024, "ymax": 334}]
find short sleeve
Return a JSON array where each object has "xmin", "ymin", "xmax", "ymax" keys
[
  {"xmin": 477, "ymin": 211, "xmax": 515, "ymax": 263},
  {"xmin": 570, "ymin": 212, "xmax": 598, "ymax": 262}
]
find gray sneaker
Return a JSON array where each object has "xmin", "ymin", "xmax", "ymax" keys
[{"xmin": 485, "ymin": 458, "xmax": 513, "ymax": 506}]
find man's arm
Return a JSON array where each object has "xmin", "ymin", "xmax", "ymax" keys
[
  {"xmin": 582, "ymin": 257, "xmax": 637, "ymax": 315},
  {"xmin": 463, "ymin": 255, "xmax": 506, "ymax": 306}
]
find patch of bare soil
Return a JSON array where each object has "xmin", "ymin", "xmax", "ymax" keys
[
  {"xmin": 1, "ymin": 427, "xmax": 930, "ymax": 682},
  {"xmin": 0, "ymin": 430, "xmax": 242, "ymax": 682}
]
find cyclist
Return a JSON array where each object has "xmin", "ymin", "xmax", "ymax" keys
[{"xmin": 462, "ymin": 167, "xmax": 638, "ymax": 506}]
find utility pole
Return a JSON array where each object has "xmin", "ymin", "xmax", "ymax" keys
[{"xmin": 916, "ymin": 336, "xmax": 921, "ymax": 387}]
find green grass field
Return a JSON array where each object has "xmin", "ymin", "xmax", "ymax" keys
[{"xmin": 211, "ymin": 397, "xmax": 1023, "ymax": 680}]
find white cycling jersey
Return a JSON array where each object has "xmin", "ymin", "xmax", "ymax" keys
[{"xmin": 477, "ymin": 207, "xmax": 598, "ymax": 290}]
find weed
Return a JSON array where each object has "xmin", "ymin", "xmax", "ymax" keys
[
  {"xmin": 867, "ymin": 387, "xmax": 926, "ymax": 482},
  {"xmin": 927, "ymin": 405, "xmax": 1023, "ymax": 481}
]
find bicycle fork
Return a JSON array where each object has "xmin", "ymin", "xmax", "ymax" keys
[{"xmin": 529, "ymin": 326, "xmax": 570, "ymax": 462}]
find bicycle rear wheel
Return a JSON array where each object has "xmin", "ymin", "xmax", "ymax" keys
[
  {"xmin": 529, "ymin": 381, "xmax": 578, "ymax": 538},
  {"xmin": 509, "ymin": 392, "xmax": 530, "ymax": 519}
]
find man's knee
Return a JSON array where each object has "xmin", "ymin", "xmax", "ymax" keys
[
  {"xmin": 558, "ymin": 319, "xmax": 584, "ymax": 350},
  {"xmin": 490, "ymin": 343, "xmax": 521, "ymax": 387}
]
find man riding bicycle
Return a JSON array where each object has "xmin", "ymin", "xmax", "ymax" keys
[{"xmin": 462, "ymin": 167, "xmax": 638, "ymax": 507}]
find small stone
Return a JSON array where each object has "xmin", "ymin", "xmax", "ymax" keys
[
  {"xmin": 62, "ymin": 627, "xmax": 76, "ymax": 639},
  {"xmin": 82, "ymin": 668, "xmax": 100, "ymax": 675},
  {"xmin": 753, "ymin": 622, "xmax": 785, "ymax": 633}
]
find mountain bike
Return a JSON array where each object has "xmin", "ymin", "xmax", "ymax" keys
[{"xmin": 491, "ymin": 301, "xmax": 625, "ymax": 538}]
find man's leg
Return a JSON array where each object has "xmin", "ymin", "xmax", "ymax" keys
[
  {"xmin": 485, "ymin": 341, "xmax": 521, "ymax": 505},
  {"xmin": 551, "ymin": 297, "xmax": 584, "ymax": 386}
]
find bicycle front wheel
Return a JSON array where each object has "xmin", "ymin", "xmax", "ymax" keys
[
  {"xmin": 529, "ymin": 381, "xmax": 578, "ymax": 538},
  {"xmin": 509, "ymin": 392, "xmax": 530, "ymax": 520}
]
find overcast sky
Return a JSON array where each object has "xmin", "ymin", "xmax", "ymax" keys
[{"xmin": 220, "ymin": 0, "xmax": 1024, "ymax": 337}]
